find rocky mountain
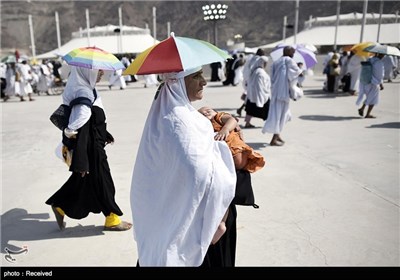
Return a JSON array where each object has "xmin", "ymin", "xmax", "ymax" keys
[{"xmin": 1, "ymin": 0, "xmax": 399, "ymax": 56}]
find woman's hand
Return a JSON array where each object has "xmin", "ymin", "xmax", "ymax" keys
[
  {"xmin": 106, "ymin": 131, "xmax": 114, "ymax": 145},
  {"xmin": 80, "ymin": 171, "xmax": 89, "ymax": 177},
  {"xmin": 64, "ymin": 128, "xmax": 78, "ymax": 139}
]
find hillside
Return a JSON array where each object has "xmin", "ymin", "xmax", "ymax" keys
[{"xmin": 1, "ymin": 0, "xmax": 399, "ymax": 56}]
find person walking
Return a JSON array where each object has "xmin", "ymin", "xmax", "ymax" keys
[
  {"xmin": 17, "ymin": 59, "xmax": 34, "ymax": 101},
  {"xmin": 46, "ymin": 66, "xmax": 132, "ymax": 232},
  {"xmin": 243, "ymin": 56, "xmax": 271, "ymax": 128},
  {"xmin": 236, "ymin": 49, "xmax": 266, "ymax": 117},
  {"xmin": 326, "ymin": 53, "xmax": 341, "ymax": 93},
  {"xmin": 346, "ymin": 51, "xmax": 365, "ymax": 95},
  {"xmin": 130, "ymin": 67, "xmax": 237, "ymax": 267},
  {"xmin": 262, "ymin": 46, "xmax": 303, "ymax": 146},
  {"xmin": 356, "ymin": 53, "xmax": 385, "ymax": 118},
  {"xmin": 3, "ymin": 60, "xmax": 20, "ymax": 101}
]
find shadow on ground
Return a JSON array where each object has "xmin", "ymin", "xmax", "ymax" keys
[
  {"xmin": 299, "ymin": 115, "xmax": 360, "ymax": 121},
  {"xmin": 247, "ymin": 142, "xmax": 268, "ymax": 151},
  {"xmin": 367, "ymin": 122, "xmax": 400, "ymax": 129},
  {"xmin": 304, "ymin": 88, "xmax": 353, "ymax": 99},
  {"xmin": 1, "ymin": 208, "xmax": 104, "ymax": 254}
]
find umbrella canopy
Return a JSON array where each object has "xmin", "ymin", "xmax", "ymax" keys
[
  {"xmin": 123, "ymin": 33, "xmax": 231, "ymax": 75},
  {"xmin": 363, "ymin": 44, "xmax": 400, "ymax": 57},
  {"xmin": 298, "ymin": 43, "xmax": 317, "ymax": 53},
  {"xmin": 269, "ymin": 44, "xmax": 318, "ymax": 69},
  {"xmin": 350, "ymin": 42, "xmax": 375, "ymax": 57},
  {"xmin": 62, "ymin": 46, "xmax": 125, "ymax": 71},
  {"xmin": 1, "ymin": 55, "xmax": 17, "ymax": 63}
]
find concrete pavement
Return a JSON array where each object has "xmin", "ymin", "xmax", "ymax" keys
[{"xmin": 1, "ymin": 72, "xmax": 399, "ymax": 268}]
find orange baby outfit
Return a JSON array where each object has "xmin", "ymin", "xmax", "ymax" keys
[{"xmin": 212, "ymin": 112, "xmax": 265, "ymax": 173}]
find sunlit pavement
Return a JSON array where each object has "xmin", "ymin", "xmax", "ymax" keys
[{"xmin": 1, "ymin": 73, "xmax": 399, "ymax": 267}]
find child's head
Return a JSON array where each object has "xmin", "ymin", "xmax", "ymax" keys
[{"xmin": 198, "ymin": 106, "xmax": 217, "ymax": 120}]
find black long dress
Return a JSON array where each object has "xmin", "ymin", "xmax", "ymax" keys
[
  {"xmin": 199, "ymin": 169, "xmax": 256, "ymax": 267},
  {"xmin": 200, "ymin": 203, "xmax": 237, "ymax": 267},
  {"xmin": 46, "ymin": 106, "xmax": 123, "ymax": 219}
]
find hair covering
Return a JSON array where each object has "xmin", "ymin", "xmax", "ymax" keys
[
  {"xmin": 246, "ymin": 56, "xmax": 270, "ymax": 107},
  {"xmin": 62, "ymin": 66, "xmax": 104, "ymax": 130},
  {"xmin": 130, "ymin": 67, "xmax": 236, "ymax": 266}
]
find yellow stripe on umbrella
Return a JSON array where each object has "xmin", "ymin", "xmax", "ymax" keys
[{"xmin": 350, "ymin": 42, "xmax": 375, "ymax": 58}]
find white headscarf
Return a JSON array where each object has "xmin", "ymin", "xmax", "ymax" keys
[
  {"xmin": 246, "ymin": 56, "xmax": 270, "ymax": 107},
  {"xmin": 62, "ymin": 66, "xmax": 104, "ymax": 130},
  {"xmin": 130, "ymin": 67, "xmax": 236, "ymax": 267}
]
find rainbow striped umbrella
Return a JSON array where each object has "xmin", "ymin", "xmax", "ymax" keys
[
  {"xmin": 63, "ymin": 46, "xmax": 125, "ymax": 71},
  {"xmin": 123, "ymin": 33, "xmax": 230, "ymax": 75}
]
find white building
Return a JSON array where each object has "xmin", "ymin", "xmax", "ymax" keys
[
  {"xmin": 258, "ymin": 13, "xmax": 400, "ymax": 50},
  {"xmin": 36, "ymin": 24, "xmax": 158, "ymax": 59}
]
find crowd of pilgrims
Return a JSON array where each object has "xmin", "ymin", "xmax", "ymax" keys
[
  {"xmin": 0, "ymin": 52, "xmax": 159, "ymax": 102},
  {"xmin": 322, "ymin": 50, "xmax": 399, "ymax": 94},
  {"xmin": 2, "ymin": 48, "xmax": 399, "ymax": 109},
  {"xmin": 1, "ymin": 55, "xmax": 66, "ymax": 102}
]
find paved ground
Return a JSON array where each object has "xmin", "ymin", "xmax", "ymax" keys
[{"xmin": 1, "ymin": 72, "xmax": 399, "ymax": 269}]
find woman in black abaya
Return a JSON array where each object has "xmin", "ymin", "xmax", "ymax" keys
[{"xmin": 46, "ymin": 66, "xmax": 131, "ymax": 232}]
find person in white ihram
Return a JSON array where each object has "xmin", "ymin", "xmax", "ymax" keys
[{"xmin": 262, "ymin": 46, "xmax": 303, "ymax": 146}]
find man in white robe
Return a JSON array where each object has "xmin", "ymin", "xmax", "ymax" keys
[
  {"xmin": 382, "ymin": 55, "xmax": 395, "ymax": 82},
  {"xmin": 346, "ymin": 52, "xmax": 365, "ymax": 95},
  {"xmin": 356, "ymin": 53, "xmax": 385, "ymax": 118},
  {"xmin": 108, "ymin": 69, "xmax": 126, "ymax": 90},
  {"xmin": 17, "ymin": 60, "xmax": 34, "ymax": 101},
  {"xmin": 262, "ymin": 46, "xmax": 302, "ymax": 146}
]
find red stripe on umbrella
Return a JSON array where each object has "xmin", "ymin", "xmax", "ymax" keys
[{"xmin": 138, "ymin": 37, "xmax": 183, "ymax": 74}]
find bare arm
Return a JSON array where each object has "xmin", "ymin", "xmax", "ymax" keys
[{"xmin": 214, "ymin": 113, "xmax": 238, "ymax": 141}]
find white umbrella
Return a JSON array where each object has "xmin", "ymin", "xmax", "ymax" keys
[
  {"xmin": 363, "ymin": 44, "xmax": 400, "ymax": 57},
  {"xmin": 299, "ymin": 43, "xmax": 318, "ymax": 53}
]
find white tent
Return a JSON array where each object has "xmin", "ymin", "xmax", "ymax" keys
[
  {"xmin": 259, "ymin": 23, "xmax": 400, "ymax": 49},
  {"xmin": 36, "ymin": 24, "xmax": 158, "ymax": 59},
  {"xmin": 305, "ymin": 12, "xmax": 398, "ymax": 25}
]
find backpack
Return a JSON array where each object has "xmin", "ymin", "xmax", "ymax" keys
[
  {"xmin": 360, "ymin": 60, "xmax": 373, "ymax": 85},
  {"xmin": 49, "ymin": 89, "xmax": 98, "ymax": 131}
]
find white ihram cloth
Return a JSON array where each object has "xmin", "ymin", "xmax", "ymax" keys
[
  {"xmin": 18, "ymin": 63, "xmax": 33, "ymax": 96},
  {"xmin": 262, "ymin": 56, "xmax": 301, "ymax": 134},
  {"xmin": 62, "ymin": 66, "xmax": 104, "ymax": 131},
  {"xmin": 346, "ymin": 55, "xmax": 365, "ymax": 92},
  {"xmin": 108, "ymin": 69, "xmax": 126, "ymax": 89},
  {"xmin": 130, "ymin": 68, "xmax": 236, "ymax": 266},
  {"xmin": 246, "ymin": 56, "xmax": 270, "ymax": 107},
  {"xmin": 356, "ymin": 56, "xmax": 384, "ymax": 106}
]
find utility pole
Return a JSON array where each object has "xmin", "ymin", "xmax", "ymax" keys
[
  {"xmin": 153, "ymin": 7, "xmax": 157, "ymax": 44},
  {"xmin": 86, "ymin": 9, "xmax": 90, "ymax": 46},
  {"xmin": 119, "ymin": 6, "xmax": 123, "ymax": 53},
  {"xmin": 28, "ymin": 15, "xmax": 36, "ymax": 57},
  {"xmin": 333, "ymin": 0, "xmax": 341, "ymax": 51},
  {"xmin": 294, "ymin": 0, "xmax": 299, "ymax": 44},
  {"xmin": 282, "ymin": 16, "xmax": 287, "ymax": 42},
  {"xmin": 55, "ymin": 11, "xmax": 61, "ymax": 52},
  {"xmin": 377, "ymin": 0, "xmax": 384, "ymax": 42},
  {"xmin": 360, "ymin": 0, "xmax": 368, "ymax": 43}
]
